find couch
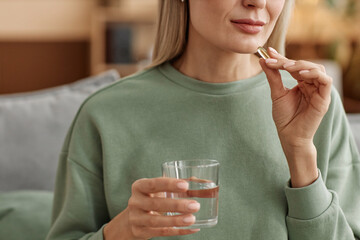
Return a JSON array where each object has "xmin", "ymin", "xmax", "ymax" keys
[{"xmin": 0, "ymin": 70, "xmax": 120, "ymax": 240}]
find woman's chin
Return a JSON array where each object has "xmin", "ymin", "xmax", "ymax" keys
[
  {"xmin": 233, "ymin": 47, "xmax": 260, "ymax": 55},
  {"xmin": 230, "ymin": 42, "xmax": 264, "ymax": 55}
]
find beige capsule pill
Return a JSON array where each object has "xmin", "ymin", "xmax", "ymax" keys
[{"xmin": 257, "ymin": 46, "xmax": 270, "ymax": 59}]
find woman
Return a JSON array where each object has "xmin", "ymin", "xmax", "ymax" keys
[{"xmin": 46, "ymin": 0, "xmax": 360, "ymax": 239}]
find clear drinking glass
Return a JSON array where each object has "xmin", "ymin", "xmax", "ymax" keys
[{"xmin": 161, "ymin": 159, "xmax": 220, "ymax": 229}]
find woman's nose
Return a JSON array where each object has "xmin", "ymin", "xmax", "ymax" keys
[{"xmin": 242, "ymin": 0, "xmax": 266, "ymax": 9}]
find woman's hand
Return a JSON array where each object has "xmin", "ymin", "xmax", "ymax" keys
[
  {"xmin": 104, "ymin": 177, "xmax": 200, "ymax": 240},
  {"xmin": 259, "ymin": 47, "xmax": 332, "ymax": 187}
]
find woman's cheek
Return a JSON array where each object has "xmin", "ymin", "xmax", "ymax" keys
[{"xmin": 269, "ymin": 0, "xmax": 286, "ymax": 21}]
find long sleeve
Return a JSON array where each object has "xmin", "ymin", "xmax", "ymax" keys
[
  {"xmin": 284, "ymin": 88, "xmax": 360, "ymax": 240},
  {"xmin": 46, "ymin": 100, "xmax": 110, "ymax": 240}
]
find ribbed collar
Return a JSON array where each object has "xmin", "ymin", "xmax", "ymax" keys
[{"xmin": 158, "ymin": 61, "xmax": 267, "ymax": 95}]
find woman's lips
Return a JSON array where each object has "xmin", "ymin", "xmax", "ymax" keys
[{"xmin": 231, "ymin": 19, "xmax": 265, "ymax": 34}]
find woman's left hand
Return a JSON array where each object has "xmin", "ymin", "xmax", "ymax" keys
[{"xmin": 259, "ymin": 47, "xmax": 333, "ymax": 187}]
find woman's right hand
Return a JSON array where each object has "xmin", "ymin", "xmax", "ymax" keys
[{"xmin": 103, "ymin": 177, "xmax": 201, "ymax": 240}]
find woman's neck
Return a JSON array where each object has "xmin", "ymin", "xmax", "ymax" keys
[
  {"xmin": 171, "ymin": 25, "xmax": 263, "ymax": 83},
  {"xmin": 172, "ymin": 52, "xmax": 262, "ymax": 83}
]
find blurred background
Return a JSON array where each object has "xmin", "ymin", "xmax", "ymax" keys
[{"xmin": 0, "ymin": 0, "xmax": 359, "ymax": 112}]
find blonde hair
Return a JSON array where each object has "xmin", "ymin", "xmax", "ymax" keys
[{"xmin": 145, "ymin": 0, "xmax": 294, "ymax": 70}]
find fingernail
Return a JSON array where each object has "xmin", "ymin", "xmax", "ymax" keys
[
  {"xmin": 269, "ymin": 47, "xmax": 278, "ymax": 54},
  {"xmin": 283, "ymin": 62, "xmax": 295, "ymax": 68},
  {"xmin": 299, "ymin": 70, "xmax": 310, "ymax": 74},
  {"xmin": 177, "ymin": 181, "xmax": 189, "ymax": 190},
  {"xmin": 188, "ymin": 202, "xmax": 200, "ymax": 210},
  {"xmin": 183, "ymin": 215, "xmax": 196, "ymax": 223},
  {"xmin": 265, "ymin": 59, "xmax": 278, "ymax": 64}
]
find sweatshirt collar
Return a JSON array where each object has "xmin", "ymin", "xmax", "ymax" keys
[{"xmin": 158, "ymin": 61, "xmax": 267, "ymax": 95}]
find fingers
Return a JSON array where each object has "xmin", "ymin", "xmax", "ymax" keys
[
  {"xmin": 123, "ymin": 177, "xmax": 202, "ymax": 240},
  {"xmin": 260, "ymin": 47, "xmax": 332, "ymax": 102},
  {"xmin": 131, "ymin": 225, "xmax": 200, "ymax": 239},
  {"xmin": 128, "ymin": 195, "xmax": 200, "ymax": 213},
  {"xmin": 298, "ymin": 68, "xmax": 332, "ymax": 101},
  {"xmin": 263, "ymin": 47, "xmax": 292, "ymax": 70},
  {"xmin": 283, "ymin": 60, "xmax": 326, "ymax": 75},
  {"xmin": 132, "ymin": 177, "xmax": 189, "ymax": 195},
  {"xmin": 264, "ymin": 47, "xmax": 325, "ymax": 74},
  {"xmin": 130, "ymin": 211, "xmax": 196, "ymax": 228},
  {"xmin": 259, "ymin": 58, "xmax": 288, "ymax": 101}
]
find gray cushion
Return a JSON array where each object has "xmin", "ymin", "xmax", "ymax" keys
[
  {"xmin": 0, "ymin": 70, "xmax": 119, "ymax": 191},
  {"xmin": 347, "ymin": 114, "xmax": 360, "ymax": 152},
  {"xmin": 0, "ymin": 191, "xmax": 53, "ymax": 240}
]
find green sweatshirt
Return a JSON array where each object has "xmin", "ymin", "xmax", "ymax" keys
[{"xmin": 46, "ymin": 61, "xmax": 360, "ymax": 240}]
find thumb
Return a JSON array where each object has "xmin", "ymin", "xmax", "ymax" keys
[{"xmin": 259, "ymin": 58, "xmax": 287, "ymax": 101}]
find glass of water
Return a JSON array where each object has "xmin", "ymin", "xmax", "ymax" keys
[{"xmin": 161, "ymin": 159, "xmax": 220, "ymax": 229}]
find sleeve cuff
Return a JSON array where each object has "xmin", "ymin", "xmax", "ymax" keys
[{"xmin": 284, "ymin": 168, "xmax": 333, "ymax": 220}]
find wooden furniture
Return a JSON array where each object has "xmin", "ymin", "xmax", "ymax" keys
[
  {"xmin": 90, "ymin": 0, "xmax": 158, "ymax": 76},
  {"xmin": 0, "ymin": 0, "xmax": 93, "ymax": 94},
  {"xmin": 0, "ymin": 0, "xmax": 158, "ymax": 94}
]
